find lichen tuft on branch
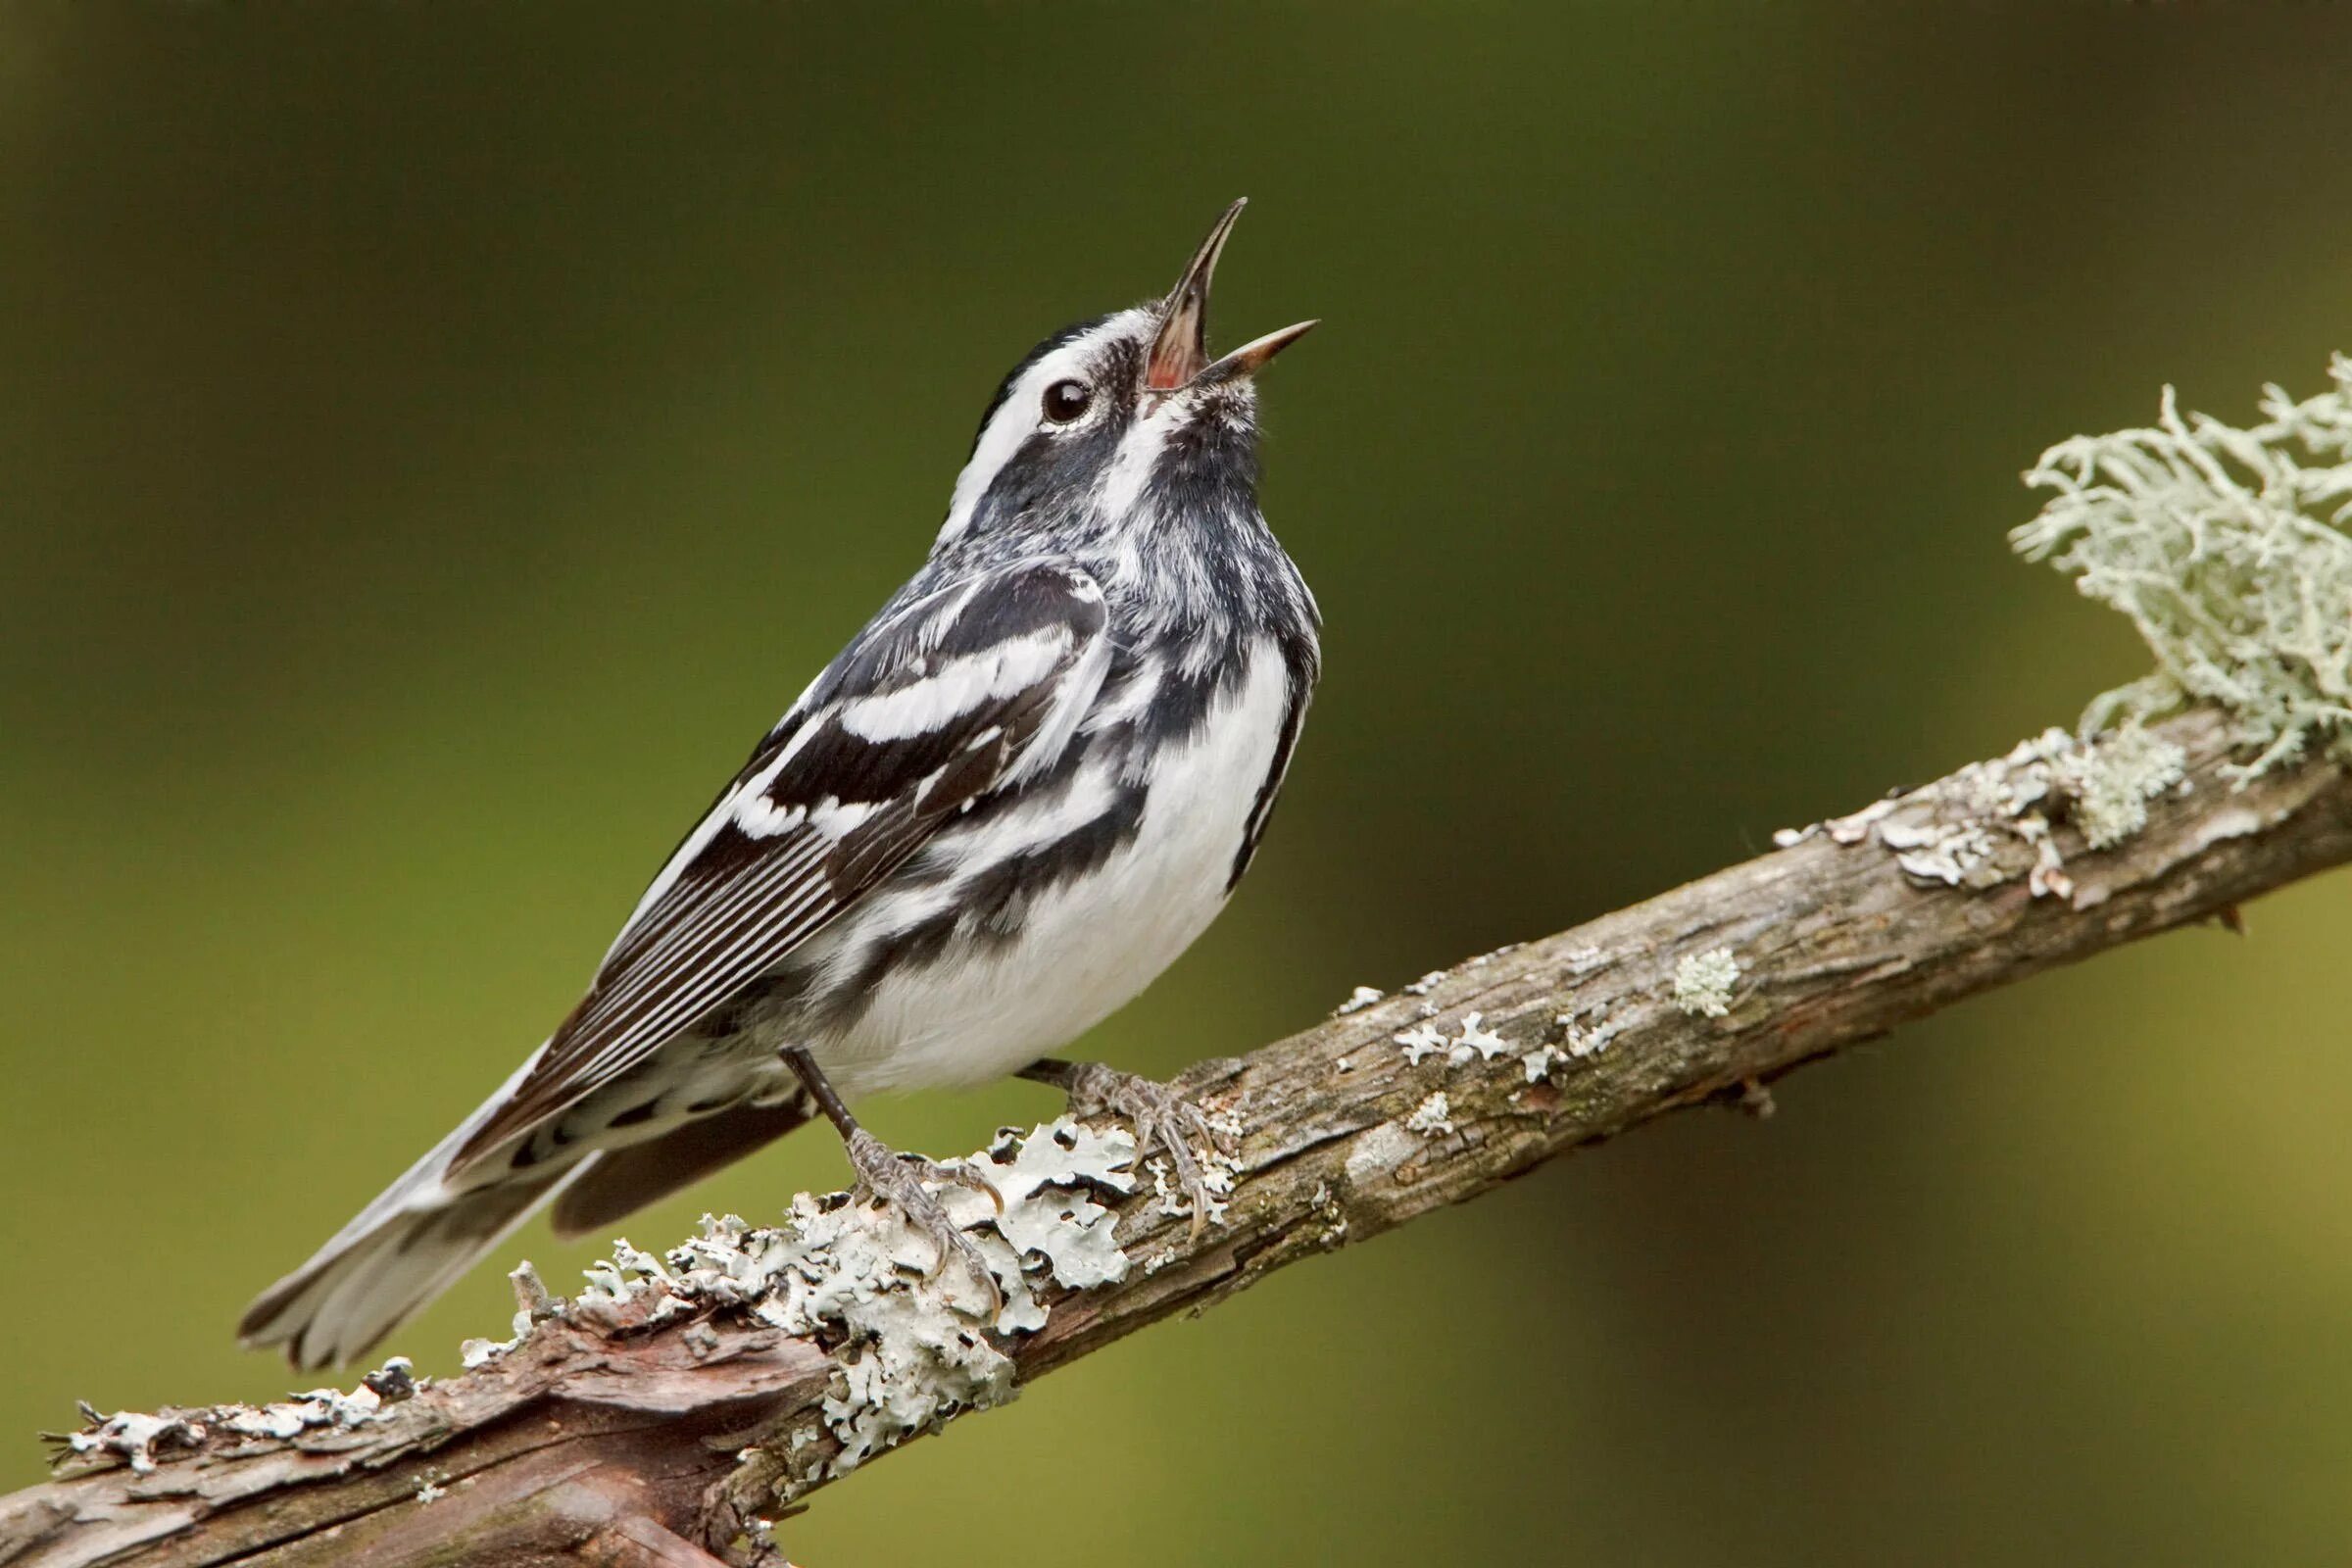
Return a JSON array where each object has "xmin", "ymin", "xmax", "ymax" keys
[{"xmin": 2016, "ymin": 354, "xmax": 2352, "ymax": 776}]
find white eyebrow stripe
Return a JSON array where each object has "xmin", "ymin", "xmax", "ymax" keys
[{"xmin": 934, "ymin": 310, "xmax": 1152, "ymax": 548}]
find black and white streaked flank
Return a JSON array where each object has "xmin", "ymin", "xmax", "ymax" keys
[{"xmin": 241, "ymin": 199, "xmax": 1323, "ymax": 1368}]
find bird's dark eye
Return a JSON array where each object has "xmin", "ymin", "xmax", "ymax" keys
[{"xmin": 1043, "ymin": 379, "xmax": 1093, "ymax": 423}]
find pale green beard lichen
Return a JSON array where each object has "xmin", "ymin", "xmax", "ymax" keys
[{"xmin": 2014, "ymin": 355, "xmax": 2352, "ymax": 778}]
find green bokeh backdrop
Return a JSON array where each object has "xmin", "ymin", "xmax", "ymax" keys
[{"xmin": 7, "ymin": 6, "xmax": 2352, "ymax": 1562}]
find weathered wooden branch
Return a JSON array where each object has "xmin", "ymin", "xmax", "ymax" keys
[{"xmin": 6, "ymin": 705, "xmax": 2349, "ymax": 1568}]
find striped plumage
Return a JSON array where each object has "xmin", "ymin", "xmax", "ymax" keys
[{"xmin": 241, "ymin": 200, "xmax": 1321, "ymax": 1368}]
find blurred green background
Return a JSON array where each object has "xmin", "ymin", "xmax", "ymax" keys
[{"xmin": 7, "ymin": 5, "xmax": 2352, "ymax": 1562}]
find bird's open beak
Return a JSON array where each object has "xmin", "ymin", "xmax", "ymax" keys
[{"xmin": 1145, "ymin": 198, "xmax": 1318, "ymax": 392}]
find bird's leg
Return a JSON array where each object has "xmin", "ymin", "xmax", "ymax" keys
[
  {"xmin": 1018, "ymin": 1058, "xmax": 1230, "ymax": 1237},
  {"xmin": 780, "ymin": 1047, "xmax": 1003, "ymax": 1316}
]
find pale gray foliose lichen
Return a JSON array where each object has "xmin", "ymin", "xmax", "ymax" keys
[
  {"xmin": 1394, "ymin": 1009, "xmax": 1512, "ymax": 1067},
  {"xmin": 530, "ymin": 1116, "xmax": 1139, "ymax": 1496},
  {"xmin": 2014, "ymin": 355, "xmax": 2352, "ymax": 778}
]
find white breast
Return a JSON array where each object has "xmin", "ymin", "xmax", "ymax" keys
[{"xmin": 811, "ymin": 636, "xmax": 1295, "ymax": 1099}]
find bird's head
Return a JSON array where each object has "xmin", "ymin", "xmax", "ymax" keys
[{"xmin": 935, "ymin": 199, "xmax": 1315, "ymax": 558}]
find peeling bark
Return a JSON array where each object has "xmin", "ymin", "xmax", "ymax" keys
[{"xmin": 4, "ymin": 706, "xmax": 2347, "ymax": 1568}]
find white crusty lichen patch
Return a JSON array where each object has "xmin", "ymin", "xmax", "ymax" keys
[
  {"xmin": 58, "ymin": 1357, "xmax": 417, "ymax": 1475},
  {"xmin": 1519, "ymin": 999, "xmax": 1625, "ymax": 1084},
  {"xmin": 1777, "ymin": 724, "xmax": 2187, "ymax": 899},
  {"xmin": 2014, "ymin": 355, "xmax": 2352, "ymax": 779},
  {"xmin": 1394, "ymin": 1009, "xmax": 1512, "ymax": 1068},
  {"xmin": 1672, "ymin": 948, "xmax": 1741, "ymax": 1018},
  {"xmin": 61, "ymin": 1410, "xmax": 209, "ymax": 1476},
  {"xmin": 1403, "ymin": 1092, "xmax": 1454, "ymax": 1137},
  {"xmin": 2058, "ymin": 724, "xmax": 2188, "ymax": 848}
]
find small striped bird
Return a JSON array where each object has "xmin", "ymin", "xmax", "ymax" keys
[{"xmin": 240, "ymin": 200, "xmax": 1321, "ymax": 1368}]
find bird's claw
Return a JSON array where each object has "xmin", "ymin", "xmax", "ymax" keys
[
  {"xmin": 1059, "ymin": 1063, "xmax": 1230, "ymax": 1239},
  {"xmin": 844, "ymin": 1128, "xmax": 1004, "ymax": 1318}
]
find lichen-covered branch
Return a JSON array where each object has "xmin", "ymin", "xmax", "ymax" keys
[
  {"xmin": 12, "ymin": 353, "xmax": 2350, "ymax": 1568},
  {"xmin": 5, "ymin": 703, "xmax": 2348, "ymax": 1568}
]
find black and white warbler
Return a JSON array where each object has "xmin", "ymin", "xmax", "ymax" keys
[{"xmin": 241, "ymin": 200, "xmax": 1321, "ymax": 1368}]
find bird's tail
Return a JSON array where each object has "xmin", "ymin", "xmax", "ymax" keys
[
  {"xmin": 239, "ymin": 1057, "xmax": 820, "ymax": 1370},
  {"xmin": 236, "ymin": 1165, "xmax": 572, "ymax": 1372},
  {"xmin": 238, "ymin": 1047, "xmax": 577, "ymax": 1371}
]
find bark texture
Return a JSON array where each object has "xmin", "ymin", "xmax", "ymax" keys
[{"xmin": 5, "ymin": 706, "xmax": 2348, "ymax": 1567}]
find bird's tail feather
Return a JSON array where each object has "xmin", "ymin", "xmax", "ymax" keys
[
  {"xmin": 238, "ymin": 1047, "xmax": 816, "ymax": 1369},
  {"xmin": 550, "ymin": 1093, "xmax": 815, "ymax": 1240},
  {"xmin": 240, "ymin": 1045, "xmax": 568, "ymax": 1369},
  {"xmin": 237, "ymin": 1167, "xmax": 573, "ymax": 1371}
]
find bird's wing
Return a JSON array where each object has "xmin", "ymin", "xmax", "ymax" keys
[{"xmin": 449, "ymin": 560, "xmax": 1112, "ymax": 1171}]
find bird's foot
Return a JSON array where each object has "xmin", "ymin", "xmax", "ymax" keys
[
  {"xmin": 1055, "ymin": 1063, "xmax": 1233, "ymax": 1238},
  {"xmin": 844, "ymin": 1128, "xmax": 1004, "ymax": 1318}
]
